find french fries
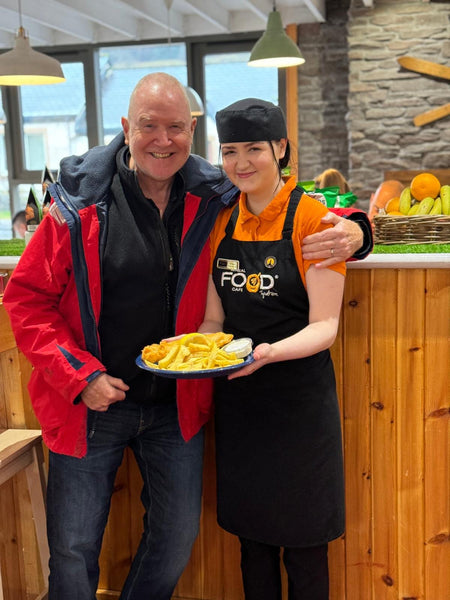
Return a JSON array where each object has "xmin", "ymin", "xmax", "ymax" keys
[{"xmin": 141, "ymin": 332, "xmax": 244, "ymax": 372}]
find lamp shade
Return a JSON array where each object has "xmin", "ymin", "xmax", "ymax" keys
[
  {"xmin": 248, "ymin": 10, "xmax": 305, "ymax": 68},
  {"xmin": 0, "ymin": 28, "xmax": 65, "ymax": 86},
  {"xmin": 185, "ymin": 86, "xmax": 204, "ymax": 116}
]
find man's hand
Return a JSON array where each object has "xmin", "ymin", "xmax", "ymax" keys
[
  {"xmin": 81, "ymin": 373, "xmax": 129, "ymax": 412},
  {"xmin": 301, "ymin": 212, "xmax": 363, "ymax": 268}
]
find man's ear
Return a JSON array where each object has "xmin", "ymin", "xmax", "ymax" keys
[
  {"xmin": 191, "ymin": 117, "xmax": 197, "ymax": 135},
  {"xmin": 122, "ymin": 116, "xmax": 130, "ymax": 144}
]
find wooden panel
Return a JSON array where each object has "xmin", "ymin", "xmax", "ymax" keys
[
  {"xmin": 18, "ymin": 352, "xmax": 38, "ymax": 431},
  {"xmin": 329, "ymin": 317, "xmax": 346, "ymax": 600},
  {"xmin": 396, "ymin": 270, "xmax": 425, "ymax": 599},
  {"xmin": 0, "ymin": 305, "xmax": 16, "ymax": 354},
  {"xmin": 285, "ymin": 24, "xmax": 299, "ymax": 178},
  {"xmin": 423, "ymin": 269, "xmax": 450, "ymax": 600},
  {"xmin": 15, "ymin": 467, "xmax": 45, "ymax": 599},
  {"xmin": 370, "ymin": 270, "xmax": 398, "ymax": 599},
  {"xmin": 0, "ymin": 348, "xmax": 27, "ymax": 429},
  {"xmin": 0, "ymin": 479, "xmax": 23, "ymax": 600},
  {"xmin": 341, "ymin": 270, "xmax": 372, "ymax": 600}
]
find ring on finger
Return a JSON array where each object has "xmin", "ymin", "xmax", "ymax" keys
[{"xmin": 330, "ymin": 248, "xmax": 334, "ymax": 256}]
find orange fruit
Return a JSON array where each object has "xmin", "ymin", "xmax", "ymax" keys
[
  {"xmin": 368, "ymin": 180, "xmax": 404, "ymax": 221},
  {"xmin": 387, "ymin": 210, "xmax": 404, "ymax": 216},
  {"xmin": 385, "ymin": 197, "xmax": 400, "ymax": 213},
  {"xmin": 410, "ymin": 173, "xmax": 441, "ymax": 201}
]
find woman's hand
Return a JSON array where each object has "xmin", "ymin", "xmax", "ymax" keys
[{"xmin": 227, "ymin": 343, "xmax": 273, "ymax": 380}]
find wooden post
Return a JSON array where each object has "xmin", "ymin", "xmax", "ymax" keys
[{"xmin": 285, "ymin": 24, "xmax": 299, "ymax": 177}]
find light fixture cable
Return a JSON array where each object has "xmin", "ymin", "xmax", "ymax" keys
[{"xmin": 18, "ymin": 0, "xmax": 23, "ymax": 29}]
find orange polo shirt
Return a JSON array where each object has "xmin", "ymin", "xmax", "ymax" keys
[{"xmin": 210, "ymin": 176, "xmax": 346, "ymax": 289}]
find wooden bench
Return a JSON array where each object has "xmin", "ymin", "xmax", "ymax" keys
[{"xmin": 0, "ymin": 429, "xmax": 49, "ymax": 600}]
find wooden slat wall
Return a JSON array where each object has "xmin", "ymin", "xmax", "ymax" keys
[
  {"xmin": 370, "ymin": 270, "xmax": 398, "ymax": 599},
  {"xmin": 1, "ymin": 265, "xmax": 449, "ymax": 599}
]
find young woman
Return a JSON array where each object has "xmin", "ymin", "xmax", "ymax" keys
[{"xmin": 199, "ymin": 98, "xmax": 346, "ymax": 600}]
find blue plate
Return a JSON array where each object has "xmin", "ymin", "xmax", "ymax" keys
[{"xmin": 135, "ymin": 353, "xmax": 254, "ymax": 379}]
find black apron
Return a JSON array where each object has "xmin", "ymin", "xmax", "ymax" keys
[{"xmin": 212, "ymin": 189, "xmax": 345, "ymax": 548}]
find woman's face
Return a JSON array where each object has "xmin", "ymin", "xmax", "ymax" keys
[{"xmin": 220, "ymin": 140, "xmax": 286, "ymax": 197}]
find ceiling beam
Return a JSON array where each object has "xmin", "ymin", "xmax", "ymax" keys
[
  {"xmin": 300, "ymin": 0, "xmax": 326, "ymax": 22},
  {"xmin": 116, "ymin": 0, "xmax": 183, "ymax": 35},
  {"xmin": 183, "ymin": 0, "xmax": 230, "ymax": 33},
  {"xmin": 54, "ymin": 0, "xmax": 139, "ymax": 39},
  {"xmin": 238, "ymin": 0, "xmax": 271, "ymax": 22}
]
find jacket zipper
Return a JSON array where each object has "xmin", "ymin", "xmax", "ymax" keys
[
  {"xmin": 157, "ymin": 220, "xmax": 173, "ymax": 335},
  {"xmin": 50, "ymin": 184, "xmax": 100, "ymax": 358}
]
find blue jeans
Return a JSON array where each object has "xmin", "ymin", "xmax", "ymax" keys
[{"xmin": 46, "ymin": 400, "xmax": 204, "ymax": 600}]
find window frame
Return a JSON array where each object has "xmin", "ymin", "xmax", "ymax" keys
[{"xmin": 1, "ymin": 32, "xmax": 282, "ymax": 224}]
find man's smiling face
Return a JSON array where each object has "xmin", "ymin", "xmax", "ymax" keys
[{"xmin": 122, "ymin": 78, "xmax": 196, "ymax": 187}]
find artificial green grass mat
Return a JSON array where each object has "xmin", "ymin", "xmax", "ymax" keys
[
  {"xmin": 0, "ymin": 239, "xmax": 26, "ymax": 256},
  {"xmin": 1, "ymin": 239, "xmax": 449, "ymax": 257},
  {"xmin": 373, "ymin": 243, "xmax": 450, "ymax": 254}
]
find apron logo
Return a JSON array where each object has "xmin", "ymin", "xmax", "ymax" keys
[
  {"xmin": 264, "ymin": 256, "xmax": 277, "ymax": 269},
  {"xmin": 216, "ymin": 257, "xmax": 240, "ymax": 271},
  {"xmin": 246, "ymin": 273, "xmax": 261, "ymax": 293},
  {"xmin": 220, "ymin": 271, "xmax": 278, "ymax": 297}
]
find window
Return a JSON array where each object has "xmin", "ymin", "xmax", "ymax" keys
[
  {"xmin": 203, "ymin": 51, "xmax": 278, "ymax": 163},
  {"xmin": 0, "ymin": 98, "xmax": 9, "ymax": 239},
  {"xmin": 98, "ymin": 43, "xmax": 188, "ymax": 144},
  {"xmin": 20, "ymin": 61, "xmax": 89, "ymax": 172},
  {"xmin": 0, "ymin": 37, "xmax": 280, "ymax": 239},
  {"xmin": 24, "ymin": 132, "xmax": 46, "ymax": 171}
]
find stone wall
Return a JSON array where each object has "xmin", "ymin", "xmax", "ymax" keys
[
  {"xmin": 296, "ymin": 0, "xmax": 351, "ymax": 186},
  {"xmin": 297, "ymin": 0, "xmax": 450, "ymax": 209}
]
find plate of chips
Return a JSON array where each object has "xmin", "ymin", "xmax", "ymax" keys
[{"xmin": 136, "ymin": 332, "xmax": 253, "ymax": 379}]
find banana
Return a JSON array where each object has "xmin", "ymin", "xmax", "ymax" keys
[
  {"xmin": 441, "ymin": 185, "xmax": 450, "ymax": 215},
  {"xmin": 429, "ymin": 197, "xmax": 442, "ymax": 215},
  {"xmin": 408, "ymin": 203, "xmax": 420, "ymax": 216},
  {"xmin": 399, "ymin": 187, "xmax": 412, "ymax": 215},
  {"xmin": 416, "ymin": 196, "xmax": 435, "ymax": 215}
]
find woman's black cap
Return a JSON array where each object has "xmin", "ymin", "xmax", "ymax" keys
[{"xmin": 215, "ymin": 98, "xmax": 287, "ymax": 144}]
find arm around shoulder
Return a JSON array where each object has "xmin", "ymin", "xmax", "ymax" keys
[{"xmin": 331, "ymin": 207, "xmax": 373, "ymax": 260}]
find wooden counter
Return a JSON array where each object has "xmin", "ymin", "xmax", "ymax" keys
[{"xmin": 1, "ymin": 256, "xmax": 449, "ymax": 600}]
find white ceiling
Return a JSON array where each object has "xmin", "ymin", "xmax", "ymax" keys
[{"xmin": 0, "ymin": 0, "xmax": 326, "ymax": 50}]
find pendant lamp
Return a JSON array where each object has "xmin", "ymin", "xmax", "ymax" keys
[
  {"xmin": 185, "ymin": 86, "xmax": 205, "ymax": 116},
  {"xmin": 0, "ymin": 0, "xmax": 65, "ymax": 86},
  {"xmin": 248, "ymin": 3, "xmax": 305, "ymax": 68}
]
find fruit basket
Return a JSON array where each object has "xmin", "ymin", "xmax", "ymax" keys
[{"xmin": 373, "ymin": 214, "xmax": 450, "ymax": 245}]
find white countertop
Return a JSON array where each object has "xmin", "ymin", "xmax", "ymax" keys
[
  {"xmin": 0, "ymin": 256, "xmax": 21, "ymax": 270},
  {"xmin": 348, "ymin": 253, "xmax": 449, "ymax": 269},
  {"xmin": 1, "ymin": 253, "xmax": 449, "ymax": 271}
]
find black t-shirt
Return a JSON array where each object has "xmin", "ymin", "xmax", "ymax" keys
[{"xmin": 98, "ymin": 146, "xmax": 184, "ymax": 403}]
